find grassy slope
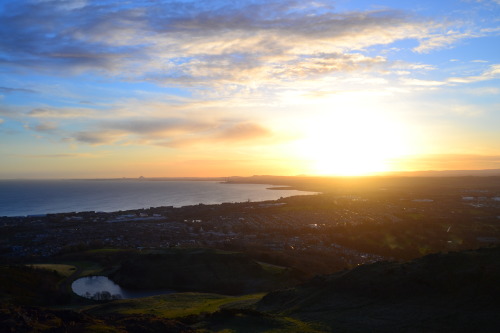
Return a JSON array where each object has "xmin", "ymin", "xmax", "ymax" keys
[
  {"xmin": 86, "ymin": 292, "xmax": 265, "ymax": 318},
  {"xmin": 85, "ymin": 292, "xmax": 326, "ymax": 333},
  {"xmin": 0, "ymin": 265, "xmax": 70, "ymax": 305},
  {"xmin": 28, "ymin": 264, "xmax": 76, "ymax": 277}
]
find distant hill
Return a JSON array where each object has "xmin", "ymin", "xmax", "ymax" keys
[
  {"xmin": 258, "ymin": 246, "xmax": 500, "ymax": 332},
  {"xmin": 225, "ymin": 173, "xmax": 500, "ymax": 194},
  {"xmin": 384, "ymin": 169, "xmax": 500, "ymax": 177}
]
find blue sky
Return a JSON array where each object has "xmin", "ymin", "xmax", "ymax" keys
[{"xmin": 1, "ymin": 0, "xmax": 499, "ymax": 178}]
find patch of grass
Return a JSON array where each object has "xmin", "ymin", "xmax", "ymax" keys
[
  {"xmin": 257, "ymin": 262, "xmax": 286, "ymax": 275},
  {"xmin": 206, "ymin": 313, "xmax": 327, "ymax": 333},
  {"xmin": 0, "ymin": 265, "xmax": 70, "ymax": 305},
  {"xmin": 82, "ymin": 323, "xmax": 124, "ymax": 333},
  {"xmin": 278, "ymin": 317, "xmax": 329, "ymax": 333},
  {"xmin": 87, "ymin": 292, "xmax": 264, "ymax": 318},
  {"xmin": 29, "ymin": 264, "xmax": 76, "ymax": 277},
  {"xmin": 71, "ymin": 261, "xmax": 104, "ymax": 277}
]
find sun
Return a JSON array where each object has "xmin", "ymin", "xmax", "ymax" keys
[
  {"xmin": 312, "ymin": 150, "xmax": 388, "ymax": 176},
  {"xmin": 295, "ymin": 107, "xmax": 409, "ymax": 176}
]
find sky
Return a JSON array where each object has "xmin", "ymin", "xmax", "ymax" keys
[{"xmin": 0, "ymin": 0, "xmax": 499, "ymax": 178}]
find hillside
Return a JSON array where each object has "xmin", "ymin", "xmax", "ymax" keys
[
  {"xmin": 0, "ymin": 265, "xmax": 70, "ymax": 306},
  {"xmin": 258, "ymin": 246, "xmax": 500, "ymax": 332},
  {"xmin": 2, "ymin": 247, "xmax": 500, "ymax": 332},
  {"xmin": 109, "ymin": 248, "xmax": 300, "ymax": 295}
]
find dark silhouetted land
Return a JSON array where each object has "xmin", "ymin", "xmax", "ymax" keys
[{"xmin": 1, "ymin": 175, "xmax": 500, "ymax": 332}]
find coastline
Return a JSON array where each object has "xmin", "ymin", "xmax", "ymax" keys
[{"xmin": 0, "ymin": 180, "xmax": 317, "ymax": 217}]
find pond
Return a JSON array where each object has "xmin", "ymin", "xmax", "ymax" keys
[{"xmin": 71, "ymin": 275, "xmax": 174, "ymax": 300}]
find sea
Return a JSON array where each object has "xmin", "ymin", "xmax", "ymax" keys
[{"xmin": 0, "ymin": 179, "xmax": 317, "ymax": 217}]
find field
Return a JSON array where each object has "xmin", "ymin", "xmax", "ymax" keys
[
  {"xmin": 86, "ymin": 292, "xmax": 265, "ymax": 317},
  {"xmin": 85, "ymin": 291, "xmax": 327, "ymax": 333},
  {"xmin": 29, "ymin": 264, "xmax": 76, "ymax": 277}
]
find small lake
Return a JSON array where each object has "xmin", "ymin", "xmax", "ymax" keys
[{"xmin": 71, "ymin": 276, "xmax": 174, "ymax": 300}]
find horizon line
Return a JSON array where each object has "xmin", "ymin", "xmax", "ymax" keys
[{"xmin": 2, "ymin": 168, "xmax": 500, "ymax": 181}]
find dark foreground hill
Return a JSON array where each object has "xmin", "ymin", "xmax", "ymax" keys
[
  {"xmin": 0, "ymin": 304, "xmax": 196, "ymax": 333},
  {"xmin": 2, "ymin": 247, "xmax": 500, "ymax": 332},
  {"xmin": 109, "ymin": 248, "xmax": 300, "ymax": 295},
  {"xmin": 258, "ymin": 246, "xmax": 500, "ymax": 332}
]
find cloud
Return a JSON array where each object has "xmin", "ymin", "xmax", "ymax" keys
[
  {"xmin": 413, "ymin": 31, "xmax": 478, "ymax": 53},
  {"xmin": 402, "ymin": 78, "xmax": 447, "ymax": 87},
  {"xmin": 448, "ymin": 64, "xmax": 500, "ymax": 83},
  {"xmin": 0, "ymin": 86, "xmax": 37, "ymax": 94},
  {"xmin": 159, "ymin": 121, "xmax": 276, "ymax": 148},
  {"xmin": 69, "ymin": 116, "xmax": 276, "ymax": 148},
  {"xmin": 73, "ymin": 130, "xmax": 124, "ymax": 145},
  {"xmin": 28, "ymin": 106, "xmax": 97, "ymax": 118},
  {"xmin": 467, "ymin": 0, "xmax": 500, "ymax": 6},
  {"xmin": 0, "ymin": 0, "xmax": 464, "ymax": 88},
  {"xmin": 213, "ymin": 122, "xmax": 271, "ymax": 142},
  {"xmin": 103, "ymin": 118, "xmax": 210, "ymax": 136},
  {"xmin": 0, "ymin": 118, "xmax": 4, "ymax": 124},
  {"xmin": 30, "ymin": 121, "xmax": 58, "ymax": 132},
  {"xmin": 11, "ymin": 153, "xmax": 93, "ymax": 159},
  {"xmin": 400, "ymin": 64, "xmax": 500, "ymax": 89},
  {"xmin": 465, "ymin": 87, "xmax": 500, "ymax": 95}
]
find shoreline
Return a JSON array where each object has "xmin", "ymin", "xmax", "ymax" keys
[{"xmin": 0, "ymin": 182, "xmax": 318, "ymax": 218}]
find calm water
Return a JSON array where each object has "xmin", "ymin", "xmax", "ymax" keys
[
  {"xmin": 0, "ymin": 180, "xmax": 316, "ymax": 216},
  {"xmin": 71, "ymin": 275, "xmax": 173, "ymax": 299}
]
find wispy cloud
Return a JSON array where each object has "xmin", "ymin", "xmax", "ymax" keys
[
  {"xmin": 413, "ymin": 31, "xmax": 479, "ymax": 53},
  {"xmin": 103, "ymin": 118, "xmax": 210, "ymax": 136},
  {"xmin": 69, "ymin": 116, "xmax": 276, "ymax": 148},
  {"xmin": 29, "ymin": 120, "xmax": 58, "ymax": 132},
  {"xmin": 213, "ymin": 122, "xmax": 271, "ymax": 142},
  {"xmin": 11, "ymin": 153, "xmax": 94, "ymax": 159},
  {"xmin": 73, "ymin": 130, "xmax": 125, "ymax": 145},
  {"xmin": 402, "ymin": 78, "xmax": 447, "ymax": 87},
  {"xmin": 0, "ymin": 86, "xmax": 37, "ymax": 94},
  {"xmin": 28, "ymin": 106, "xmax": 99, "ymax": 118},
  {"xmin": 400, "ymin": 64, "xmax": 500, "ymax": 88},
  {"xmin": 448, "ymin": 64, "xmax": 500, "ymax": 83}
]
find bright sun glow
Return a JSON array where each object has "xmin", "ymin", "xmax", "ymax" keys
[{"xmin": 296, "ymin": 100, "xmax": 409, "ymax": 176}]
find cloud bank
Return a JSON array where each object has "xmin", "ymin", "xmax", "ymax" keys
[{"xmin": 0, "ymin": 0, "xmax": 466, "ymax": 88}]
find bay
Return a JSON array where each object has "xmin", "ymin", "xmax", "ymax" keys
[{"xmin": 0, "ymin": 180, "xmax": 316, "ymax": 217}]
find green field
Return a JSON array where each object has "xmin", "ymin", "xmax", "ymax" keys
[
  {"xmin": 29, "ymin": 264, "xmax": 77, "ymax": 277},
  {"xmin": 257, "ymin": 261, "xmax": 287, "ymax": 274},
  {"xmin": 204, "ymin": 315, "xmax": 327, "ymax": 333},
  {"xmin": 85, "ymin": 291, "xmax": 326, "ymax": 333},
  {"xmin": 87, "ymin": 292, "xmax": 265, "ymax": 318}
]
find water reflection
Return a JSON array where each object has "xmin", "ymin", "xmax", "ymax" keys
[{"xmin": 72, "ymin": 276, "xmax": 174, "ymax": 300}]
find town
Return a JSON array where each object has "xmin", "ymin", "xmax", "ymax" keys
[{"xmin": 2, "ymin": 176, "xmax": 500, "ymax": 277}]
